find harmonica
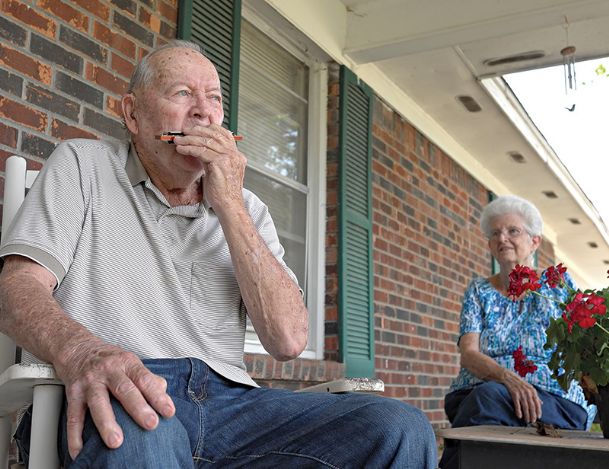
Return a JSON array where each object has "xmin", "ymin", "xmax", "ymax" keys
[{"xmin": 155, "ymin": 131, "xmax": 243, "ymax": 144}]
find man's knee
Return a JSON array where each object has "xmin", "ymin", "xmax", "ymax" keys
[
  {"xmin": 64, "ymin": 401, "xmax": 192, "ymax": 468},
  {"xmin": 383, "ymin": 399, "xmax": 435, "ymax": 445},
  {"xmin": 344, "ymin": 396, "xmax": 436, "ymax": 461}
]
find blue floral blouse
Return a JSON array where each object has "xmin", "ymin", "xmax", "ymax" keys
[{"xmin": 448, "ymin": 271, "xmax": 597, "ymax": 429}]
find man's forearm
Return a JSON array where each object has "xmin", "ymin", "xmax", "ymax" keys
[
  {"xmin": 216, "ymin": 206, "xmax": 308, "ymax": 361},
  {"xmin": 0, "ymin": 267, "xmax": 98, "ymax": 372}
]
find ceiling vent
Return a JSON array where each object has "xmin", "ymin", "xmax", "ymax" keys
[
  {"xmin": 483, "ymin": 50, "xmax": 546, "ymax": 67},
  {"xmin": 542, "ymin": 190, "xmax": 558, "ymax": 199},
  {"xmin": 589, "ymin": 241, "xmax": 599, "ymax": 248},
  {"xmin": 456, "ymin": 95, "xmax": 482, "ymax": 112},
  {"xmin": 508, "ymin": 151, "xmax": 526, "ymax": 163}
]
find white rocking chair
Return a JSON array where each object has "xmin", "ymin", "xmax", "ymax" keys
[{"xmin": 0, "ymin": 155, "xmax": 62, "ymax": 469}]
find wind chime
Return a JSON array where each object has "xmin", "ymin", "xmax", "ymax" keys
[{"xmin": 560, "ymin": 16, "xmax": 577, "ymax": 108}]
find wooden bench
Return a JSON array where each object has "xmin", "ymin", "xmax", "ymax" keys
[{"xmin": 438, "ymin": 425, "xmax": 609, "ymax": 469}]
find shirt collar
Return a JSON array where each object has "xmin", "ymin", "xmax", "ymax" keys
[{"xmin": 125, "ymin": 142, "xmax": 148, "ymax": 187}]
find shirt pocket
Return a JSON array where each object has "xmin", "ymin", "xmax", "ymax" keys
[{"xmin": 190, "ymin": 260, "xmax": 244, "ymax": 331}]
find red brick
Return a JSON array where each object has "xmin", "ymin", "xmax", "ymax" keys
[
  {"xmin": 110, "ymin": 52, "xmax": 134, "ymax": 79},
  {"xmin": 85, "ymin": 63, "xmax": 128, "ymax": 96},
  {"xmin": 37, "ymin": 0, "xmax": 89, "ymax": 33},
  {"xmin": 158, "ymin": 0, "xmax": 177, "ymax": 23},
  {"xmin": 139, "ymin": 7, "xmax": 161, "ymax": 33},
  {"xmin": 0, "ymin": 44, "xmax": 52, "ymax": 84},
  {"xmin": 2, "ymin": 0, "xmax": 56, "ymax": 38},
  {"xmin": 93, "ymin": 22, "xmax": 136, "ymax": 59},
  {"xmin": 106, "ymin": 95, "xmax": 122, "ymax": 118},
  {"xmin": 0, "ymin": 97, "xmax": 47, "ymax": 131},
  {"xmin": 0, "ymin": 150, "xmax": 18, "ymax": 172},
  {"xmin": 0, "ymin": 121, "xmax": 18, "ymax": 148},
  {"xmin": 51, "ymin": 119, "xmax": 97, "ymax": 140},
  {"xmin": 71, "ymin": 0, "xmax": 109, "ymax": 20}
]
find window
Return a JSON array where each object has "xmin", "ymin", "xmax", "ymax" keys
[{"xmin": 239, "ymin": 15, "xmax": 327, "ymax": 358}]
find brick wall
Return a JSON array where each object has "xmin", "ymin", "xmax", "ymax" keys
[
  {"xmin": 369, "ymin": 97, "xmax": 493, "ymax": 428},
  {"xmin": 0, "ymin": 0, "xmax": 178, "ymax": 179}
]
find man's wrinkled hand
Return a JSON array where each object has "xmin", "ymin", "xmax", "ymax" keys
[
  {"xmin": 56, "ymin": 340, "xmax": 175, "ymax": 460},
  {"xmin": 173, "ymin": 124, "xmax": 247, "ymax": 211}
]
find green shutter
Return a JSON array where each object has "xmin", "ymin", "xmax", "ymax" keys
[
  {"xmin": 338, "ymin": 65, "xmax": 374, "ymax": 378},
  {"xmin": 177, "ymin": 0, "xmax": 242, "ymax": 132},
  {"xmin": 488, "ymin": 191, "xmax": 500, "ymax": 275}
]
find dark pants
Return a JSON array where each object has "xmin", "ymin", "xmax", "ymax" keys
[{"xmin": 439, "ymin": 381, "xmax": 587, "ymax": 469}]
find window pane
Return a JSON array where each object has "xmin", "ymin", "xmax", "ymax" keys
[
  {"xmin": 238, "ymin": 20, "xmax": 308, "ymax": 184},
  {"xmin": 244, "ymin": 167, "xmax": 306, "ymax": 290}
]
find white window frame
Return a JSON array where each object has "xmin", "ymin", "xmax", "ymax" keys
[{"xmin": 242, "ymin": 8, "xmax": 327, "ymax": 359}]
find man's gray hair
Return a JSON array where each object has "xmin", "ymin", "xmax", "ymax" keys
[
  {"xmin": 127, "ymin": 40, "xmax": 207, "ymax": 93},
  {"xmin": 480, "ymin": 195, "xmax": 543, "ymax": 238}
]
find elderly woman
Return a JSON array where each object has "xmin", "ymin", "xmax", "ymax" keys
[{"xmin": 439, "ymin": 195, "xmax": 596, "ymax": 469}]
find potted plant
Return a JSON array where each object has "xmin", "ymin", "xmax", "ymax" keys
[{"xmin": 509, "ymin": 264, "xmax": 609, "ymax": 437}]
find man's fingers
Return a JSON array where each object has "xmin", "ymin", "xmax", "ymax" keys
[
  {"xmin": 108, "ymin": 370, "xmax": 161, "ymax": 431},
  {"xmin": 134, "ymin": 370, "xmax": 175, "ymax": 418},
  {"xmin": 86, "ymin": 384, "xmax": 124, "ymax": 450},
  {"xmin": 65, "ymin": 395, "xmax": 87, "ymax": 460}
]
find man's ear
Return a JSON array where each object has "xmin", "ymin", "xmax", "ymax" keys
[{"xmin": 122, "ymin": 94, "xmax": 138, "ymax": 134}]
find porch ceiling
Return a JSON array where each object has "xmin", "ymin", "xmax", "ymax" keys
[{"xmin": 335, "ymin": 0, "xmax": 609, "ymax": 288}]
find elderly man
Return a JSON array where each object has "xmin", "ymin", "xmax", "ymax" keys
[{"xmin": 0, "ymin": 40, "xmax": 436, "ymax": 468}]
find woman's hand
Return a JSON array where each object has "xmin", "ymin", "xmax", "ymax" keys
[
  {"xmin": 459, "ymin": 333, "xmax": 543, "ymax": 423},
  {"xmin": 500, "ymin": 371, "xmax": 543, "ymax": 423}
]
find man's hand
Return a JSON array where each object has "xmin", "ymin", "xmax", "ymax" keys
[
  {"xmin": 501, "ymin": 371, "xmax": 543, "ymax": 423},
  {"xmin": 56, "ymin": 340, "xmax": 175, "ymax": 460},
  {"xmin": 173, "ymin": 124, "xmax": 247, "ymax": 211}
]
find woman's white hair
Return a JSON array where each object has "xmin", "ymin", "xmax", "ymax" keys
[
  {"xmin": 127, "ymin": 40, "xmax": 207, "ymax": 94},
  {"xmin": 480, "ymin": 195, "xmax": 543, "ymax": 238}
]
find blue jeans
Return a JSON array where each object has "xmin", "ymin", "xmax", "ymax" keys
[
  {"xmin": 438, "ymin": 381, "xmax": 587, "ymax": 469},
  {"xmin": 45, "ymin": 358, "xmax": 435, "ymax": 468}
]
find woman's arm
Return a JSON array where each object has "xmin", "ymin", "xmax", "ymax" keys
[{"xmin": 460, "ymin": 332, "xmax": 543, "ymax": 423}]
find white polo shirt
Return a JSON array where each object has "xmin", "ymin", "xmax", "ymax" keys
[{"xmin": 0, "ymin": 139, "xmax": 298, "ymax": 387}]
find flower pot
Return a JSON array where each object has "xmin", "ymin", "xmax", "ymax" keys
[{"xmin": 597, "ymin": 384, "xmax": 609, "ymax": 438}]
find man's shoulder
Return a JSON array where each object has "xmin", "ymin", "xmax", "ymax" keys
[
  {"xmin": 54, "ymin": 138, "xmax": 129, "ymax": 160},
  {"xmin": 47, "ymin": 138, "xmax": 130, "ymax": 178}
]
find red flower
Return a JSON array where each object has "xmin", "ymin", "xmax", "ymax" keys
[
  {"xmin": 512, "ymin": 345, "xmax": 538, "ymax": 377},
  {"xmin": 563, "ymin": 292, "xmax": 606, "ymax": 333},
  {"xmin": 508, "ymin": 265, "xmax": 541, "ymax": 299},
  {"xmin": 545, "ymin": 263, "xmax": 567, "ymax": 288}
]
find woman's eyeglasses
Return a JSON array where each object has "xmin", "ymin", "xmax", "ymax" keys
[{"xmin": 489, "ymin": 227, "xmax": 527, "ymax": 240}]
